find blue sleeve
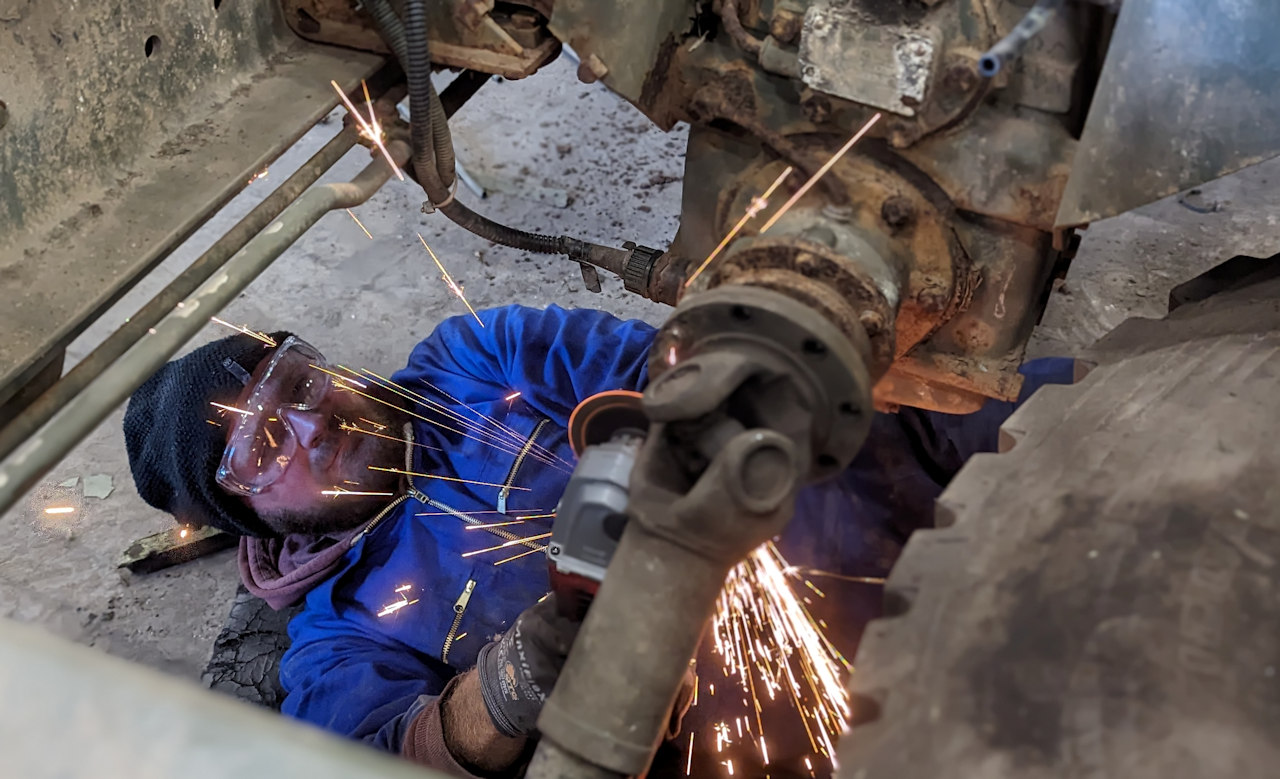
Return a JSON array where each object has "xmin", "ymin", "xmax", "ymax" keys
[
  {"xmin": 279, "ymin": 612, "xmax": 455, "ymax": 753},
  {"xmin": 403, "ymin": 305, "xmax": 658, "ymax": 427},
  {"xmin": 899, "ymin": 356, "xmax": 1078, "ymax": 472}
]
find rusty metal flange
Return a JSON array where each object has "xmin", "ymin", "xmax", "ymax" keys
[{"xmin": 646, "ymin": 285, "xmax": 874, "ymax": 479}]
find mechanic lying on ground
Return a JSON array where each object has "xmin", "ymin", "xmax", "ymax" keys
[{"xmin": 123, "ymin": 304, "xmax": 1071, "ymax": 777}]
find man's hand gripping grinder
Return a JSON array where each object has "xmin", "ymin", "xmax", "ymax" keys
[{"xmin": 548, "ymin": 391, "xmax": 648, "ymax": 619}]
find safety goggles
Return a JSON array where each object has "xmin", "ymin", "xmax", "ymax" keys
[{"xmin": 216, "ymin": 335, "xmax": 332, "ymax": 495}]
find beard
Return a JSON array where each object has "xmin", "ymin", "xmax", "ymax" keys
[
  {"xmin": 264, "ymin": 390, "xmax": 411, "ymax": 536},
  {"xmin": 261, "ymin": 491, "xmax": 395, "ymax": 536}
]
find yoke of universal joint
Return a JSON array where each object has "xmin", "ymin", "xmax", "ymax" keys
[{"xmin": 643, "ymin": 284, "xmax": 875, "ymax": 482}]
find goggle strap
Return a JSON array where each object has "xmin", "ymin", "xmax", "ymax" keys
[{"xmin": 222, "ymin": 357, "xmax": 253, "ymax": 387}]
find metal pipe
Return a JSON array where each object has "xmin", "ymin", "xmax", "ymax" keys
[
  {"xmin": 0, "ymin": 142, "xmax": 410, "ymax": 517},
  {"xmin": 720, "ymin": 0, "xmax": 764, "ymax": 59},
  {"xmin": 535, "ymin": 530, "xmax": 727, "ymax": 777},
  {"xmin": 0, "ymin": 128, "xmax": 357, "ymax": 463},
  {"xmin": 978, "ymin": 0, "xmax": 1066, "ymax": 77},
  {"xmin": 0, "ymin": 74, "xmax": 484, "ymax": 466}
]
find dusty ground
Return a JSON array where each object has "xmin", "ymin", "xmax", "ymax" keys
[{"xmin": 3, "ymin": 53, "xmax": 1279, "ymax": 682}]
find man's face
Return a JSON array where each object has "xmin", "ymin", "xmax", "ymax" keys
[{"xmin": 223, "ymin": 348, "xmax": 406, "ymax": 535}]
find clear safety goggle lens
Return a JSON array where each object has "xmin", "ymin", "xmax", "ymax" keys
[{"xmin": 215, "ymin": 336, "xmax": 330, "ymax": 495}]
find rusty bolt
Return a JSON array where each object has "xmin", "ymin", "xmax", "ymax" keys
[
  {"xmin": 577, "ymin": 53, "xmax": 609, "ymax": 84},
  {"xmin": 886, "ymin": 119, "xmax": 916, "ymax": 149},
  {"xmin": 944, "ymin": 62, "xmax": 979, "ymax": 93},
  {"xmin": 801, "ymin": 91, "xmax": 831, "ymax": 124},
  {"xmin": 769, "ymin": 8, "xmax": 804, "ymax": 45},
  {"xmin": 915, "ymin": 288, "xmax": 949, "ymax": 312},
  {"xmin": 860, "ymin": 310, "xmax": 887, "ymax": 336},
  {"xmin": 881, "ymin": 196, "xmax": 916, "ymax": 232}
]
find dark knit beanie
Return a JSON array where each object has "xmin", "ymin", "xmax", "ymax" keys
[{"xmin": 124, "ymin": 331, "xmax": 292, "ymax": 537}]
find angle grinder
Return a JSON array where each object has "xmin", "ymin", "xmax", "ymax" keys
[{"xmin": 548, "ymin": 390, "xmax": 648, "ymax": 619}]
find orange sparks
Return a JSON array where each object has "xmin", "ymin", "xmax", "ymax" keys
[
  {"xmin": 378, "ymin": 584, "xmax": 419, "ymax": 617},
  {"xmin": 321, "ymin": 488, "xmax": 395, "ymax": 497},
  {"xmin": 711, "ymin": 541, "xmax": 851, "ymax": 768},
  {"xmin": 368, "ymin": 465, "xmax": 529, "ymax": 491},
  {"xmin": 44, "ymin": 506, "xmax": 74, "ymax": 515},
  {"xmin": 338, "ymin": 421, "xmax": 443, "ymax": 453},
  {"xmin": 210, "ymin": 316, "xmax": 277, "ymax": 347},
  {"xmin": 417, "ymin": 234, "xmax": 483, "ymax": 327},
  {"xmin": 313, "ymin": 366, "xmax": 538, "ymax": 462},
  {"xmin": 210, "ymin": 402, "xmax": 253, "ymax": 416},
  {"xmin": 667, "ymin": 346, "xmax": 677, "ymax": 366},
  {"xmin": 179, "ymin": 528, "xmax": 189, "ymax": 538},
  {"xmin": 801, "ymin": 568, "xmax": 887, "ymax": 585},
  {"xmin": 415, "ymin": 509, "xmax": 553, "ymax": 518},
  {"xmin": 759, "ymin": 113, "xmax": 883, "ymax": 234},
  {"xmin": 464, "ymin": 514, "xmax": 556, "ymax": 529},
  {"xmin": 464, "ymin": 520, "xmax": 532, "ymax": 530},
  {"xmin": 315, "ymin": 366, "xmax": 368, "ymax": 390},
  {"xmin": 504, "ymin": 391, "xmax": 522, "ymax": 402},
  {"xmin": 377, "ymin": 597, "xmax": 419, "ymax": 617},
  {"xmin": 330, "ymin": 79, "xmax": 405, "ymax": 181},
  {"xmin": 361, "ymin": 78, "xmax": 377, "ymax": 129},
  {"xmin": 350, "ymin": 366, "xmax": 571, "ymax": 472},
  {"xmin": 492, "ymin": 545, "xmax": 548, "ymax": 566},
  {"xmin": 461, "ymin": 532, "xmax": 553, "ymax": 558},
  {"xmin": 248, "ymin": 167, "xmax": 269, "ymax": 184},
  {"xmin": 686, "ymin": 733, "xmax": 695, "ymax": 776},
  {"xmin": 684, "ymin": 165, "xmax": 794, "ymax": 290},
  {"xmin": 346, "ymin": 209, "xmax": 374, "ymax": 239}
]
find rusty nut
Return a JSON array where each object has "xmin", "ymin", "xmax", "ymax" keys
[{"xmin": 881, "ymin": 196, "xmax": 916, "ymax": 232}]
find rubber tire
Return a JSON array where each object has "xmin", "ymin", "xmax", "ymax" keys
[{"xmin": 839, "ymin": 278, "xmax": 1280, "ymax": 778}]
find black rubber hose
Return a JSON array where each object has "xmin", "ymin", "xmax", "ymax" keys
[
  {"xmin": 435, "ymin": 202, "xmax": 563, "ymax": 254},
  {"xmin": 366, "ymin": 0, "xmax": 456, "ymax": 185},
  {"xmin": 401, "ymin": 0, "xmax": 453, "ymax": 204},
  {"xmin": 365, "ymin": 0, "xmax": 408, "ymax": 66},
  {"xmin": 426, "ymin": 80, "xmax": 456, "ymax": 181},
  {"xmin": 395, "ymin": 0, "xmax": 649, "ymax": 261}
]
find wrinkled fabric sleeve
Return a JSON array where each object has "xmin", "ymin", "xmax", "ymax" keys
[
  {"xmin": 897, "ymin": 357, "xmax": 1078, "ymax": 477},
  {"xmin": 400, "ymin": 677, "xmax": 485, "ymax": 777},
  {"xmin": 279, "ymin": 614, "xmax": 468, "ymax": 771},
  {"xmin": 401, "ymin": 305, "xmax": 658, "ymax": 427}
]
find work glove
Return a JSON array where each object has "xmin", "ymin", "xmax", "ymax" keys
[{"xmin": 476, "ymin": 594, "xmax": 581, "ymax": 738}]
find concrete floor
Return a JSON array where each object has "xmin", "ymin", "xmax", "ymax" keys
[{"xmin": 3, "ymin": 53, "xmax": 1280, "ymax": 682}]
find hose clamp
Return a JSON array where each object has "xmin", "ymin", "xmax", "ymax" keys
[{"xmin": 420, "ymin": 179, "xmax": 459, "ymax": 215}]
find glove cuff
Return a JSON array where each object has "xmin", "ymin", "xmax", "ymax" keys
[{"xmin": 476, "ymin": 642, "xmax": 524, "ymax": 738}]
